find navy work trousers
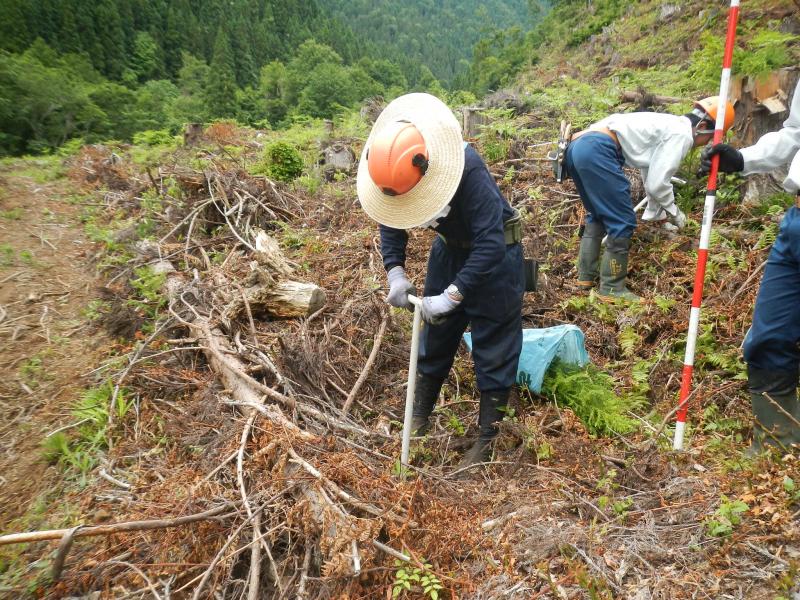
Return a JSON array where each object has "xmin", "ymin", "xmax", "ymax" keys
[
  {"xmin": 565, "ymin": 133, "xmax": 637, "ymax": 239},
  {"xmin": 744, "ymin": 206, "xmax": 800, "ymax": 375},
  {"xmin": 418, "ymin": 237, "xmax": 524, "ymax": 392}
]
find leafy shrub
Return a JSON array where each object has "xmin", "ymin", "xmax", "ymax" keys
[
  {"xmin": 262, "ymin": 141, "xmax": 304, "ymax": 182},
  {"xmin": 132, "ymin": 129, "xmax": 174, "ymax": 147},
  {"xmin": 57, "ymin": 137, "xmax": 86, "ymax": 157}
]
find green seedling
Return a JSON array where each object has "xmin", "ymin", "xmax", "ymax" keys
[
  {"xmin": 0, "ymin": 207, "xmax": 23, "ymax": 220},
  {"xmin": 704, "ymin": 495, "xmax": 748, "ymax": 537},
  {"xmin": 392, "ymin": 559, "xmax": 444, "ymax": 599}
]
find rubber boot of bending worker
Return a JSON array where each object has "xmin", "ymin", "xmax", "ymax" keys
[
  {"xmin": 598, "ymin": 236, "xmax": 640, "ymax": 302},
  {"xmin": 457, "ymin": 390, "xmax": 509, "ymax": 471},
  {"xmin": 410, "ymin": 373, "xmax": 445, "ymax": 436},
  {"xmin": 576, "ymin": 221, "xmax": 604, "ymax": 290},
  {"xmin": 746, "ymin": 368, "xmax": 800, "ymax": 456}
]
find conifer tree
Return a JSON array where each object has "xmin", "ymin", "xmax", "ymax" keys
[
  {"xmin": 205, "ymin": 27, "xmax": 239, "ymax": 119},
  {"xmin": 0, "ymin": 0, "xmax": 31, "ymax": 52}
]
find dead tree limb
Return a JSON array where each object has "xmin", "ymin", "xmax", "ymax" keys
[
  {"xmin": 342, "ymin": 313, "xmax": 388, "ymax": 414},
  {"xmin": 620, "ymin": 91, "xmax": 683, "ymax": 105},
  {"xmin": 0, "ymin": 504, "xmax": 232, "ymax": 547}
]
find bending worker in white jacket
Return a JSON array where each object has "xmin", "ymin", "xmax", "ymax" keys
[
  {"xmin": 700, "ymin": 80, "xmax": 800, "ymax": 452},
  {"xmin": 566, "ymin": 97, "xmax": 734, "ymax": 300}
]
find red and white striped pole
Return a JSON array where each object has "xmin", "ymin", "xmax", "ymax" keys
[{"xmin": 673, "ymin": 0, "xmax": 740, "ymax": 450}]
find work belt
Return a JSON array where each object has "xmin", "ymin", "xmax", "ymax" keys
[
  {"xmin": 570, "ymin": 126, "xmax": 621, "ymax": 148},
  {"xmin": 437, "ymin": 209, "xmax": 522, "ymax": 249}
]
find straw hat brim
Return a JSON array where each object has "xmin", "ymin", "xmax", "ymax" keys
[{"xmin": 357, "ymin": 93, "xmax": 464, "ymax": 230}]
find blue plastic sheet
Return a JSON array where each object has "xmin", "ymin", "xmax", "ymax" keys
[{"xmin": 463, "ymin": 325, "xmax": 590, "ymax": 393}]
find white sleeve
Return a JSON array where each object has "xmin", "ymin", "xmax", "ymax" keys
[
  {"xmin": 740, "ymin": 128, "xmax": 800, "ymax": 175},
  {"xmin": 785, "ymin": 151, "xmax": 800, "ymax": 193},
  {"xmin": 643, "ymin": 135, "xmax": 692, "ymax": 211}
]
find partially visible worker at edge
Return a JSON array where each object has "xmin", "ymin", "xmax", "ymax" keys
[
  {"xmin": 356, "ymin": 93, "xmax": 524, "ymax": 469},
  {"xmin": 699, "ymin": 80, "xmax": 800, "ymax": 454},
  {"xmin": 566, "ymin": 97, "xmax": 735, "ymax": 301}
]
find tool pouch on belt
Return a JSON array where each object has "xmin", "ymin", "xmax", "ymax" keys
[
  {"xmin": 523, "ymin": 258, "xmax": 538, "ymax": 292},
  {"xmin": 506, "ymin": 209, "xmax": 538, "ymax": 292},
  {"xmin": 546, "ymin": 120, "xmax": 572, "ymax": 183}
]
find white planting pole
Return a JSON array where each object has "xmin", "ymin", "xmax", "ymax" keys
[
  {"xmin": 400, "ymin": 295, "xmax": 423, "ymax": 469},
  {"xmin": 673, "ymin": 0, "xmax": 741, "ymax": 450}
]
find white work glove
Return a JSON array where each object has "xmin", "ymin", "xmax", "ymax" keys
[
  {"xmin": 643, "ymin": 203, "xmax": 686, "ymax": 230},
  {"xmin": 641, "ymin": 197, "xmax": 666, "ymax": 222},
  {"xmin": 666, "ymin": 205, "xmax": 687, "ymax": 230},
  {"xmin": 386, "ymin": 266, "xmax": 415, "ymax": 310},
  {"xmin": 421, "ymin": 289, "xmax": 461, "ymax": 325}
]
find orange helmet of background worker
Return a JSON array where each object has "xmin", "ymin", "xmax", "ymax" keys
[
  {"xmin": 366, "ymin": 120, "xmax": 429, "ymax": 196},
  {"xmin": 693, "ymin": 96, "xmax": 736, "ymax": 134}
]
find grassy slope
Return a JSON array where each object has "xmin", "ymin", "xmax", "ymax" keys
[{"xmin": 517, "ymin": 0, "xmax": 800, "ymax": 128}]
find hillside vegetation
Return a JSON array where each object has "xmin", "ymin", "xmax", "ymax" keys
[
  {"xmin": 0, "ymin": 0, "xmax": 533, "ymax": 157},
  {"xmin": 0, "ymin": 0, "xmax": 799, "ymax": 599}
]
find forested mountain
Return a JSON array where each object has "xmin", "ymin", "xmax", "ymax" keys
[
  {"xmin": 316, "ymin": 0, "xmax": 534, "ymax": 87},
  {"xmin": 0, "ymin": 0, "xmax": 541, "ymax": 156},
  {"xmin": 0, "ymin": 0, "xmax": 364, "ymax": 85}
]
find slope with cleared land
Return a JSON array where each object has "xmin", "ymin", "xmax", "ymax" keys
[{"xmin": 0, "ymin": 1, "xmax": 799, "ymax": 598}]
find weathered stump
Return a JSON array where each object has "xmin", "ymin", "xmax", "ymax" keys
[
  {"xmin": 731, "ymin": 67, "xmax": 799, "ymax": 205},
  {"xmin": 183, "ymin": 123, "xmax": 204, "ymax": 147}
]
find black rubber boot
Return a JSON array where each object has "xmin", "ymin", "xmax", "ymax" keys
[
  {"xmin": 598, "ymin": 236, "xmax": 640, "ymax": 302},
  {"xmin": 456, "ymin": 390, "xmax": 510, "ymax": 471},
  {"xmin": 747, "ymin": 367, "xmax": 800, "ymax": 455},
  {"xmin": 410, "ymin": 373, "xmax": 445, "ymax": 436},
  {"xmin": 577, "ymin": 221, "xmax": 604, "ymax": 289}
]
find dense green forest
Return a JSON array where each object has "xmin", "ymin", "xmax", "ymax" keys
[
  {"xmin": 315, "ymin": 0, "xmax": 536, "ymax": 87},
  {"xmin": 0, "ymin": 0, "xmax": 536, "ymax": 156}
]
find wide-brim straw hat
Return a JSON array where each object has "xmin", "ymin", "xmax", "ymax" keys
[{"xmin": 357, "ymin": 93, "xmax": 464, "ymax": 229}]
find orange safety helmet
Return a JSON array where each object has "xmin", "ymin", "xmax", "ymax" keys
[
  {"xmin": 366, "ymin": 121, "xmax": 429, "ymax": 196},
  {"xmin": 693, "ymin": 96, "xmax": 736, "ymax": 134}
]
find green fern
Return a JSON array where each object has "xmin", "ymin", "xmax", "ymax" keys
[
  {"xmin": 541, "ymin": 361, "xmax": 644, "ymax": 436},
  {"xmin": 692, "ymin": 325, "xmax": 747, "ymax": 380},
  {"xmin": 617, "ymin": 326, "xmax": 640, "ymax": 358},
  {"xmin": 755, "ymin": 223, "xmax": 778, "ymax": 250},
  {"xmin": 653, "ymin": 295, "xmax": 675, "ymax": 313}
]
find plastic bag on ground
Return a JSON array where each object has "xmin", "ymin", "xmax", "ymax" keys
[{"xmin": 463, "ymin": 325, "xmax": 590, "ymax": 393}]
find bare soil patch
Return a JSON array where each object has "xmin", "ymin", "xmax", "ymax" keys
[{"xmin": 0, "ymin": 161, "xmax": 106, "ymax": 525}]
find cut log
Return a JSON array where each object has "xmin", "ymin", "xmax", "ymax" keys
[
  {"xmin": 620, "ymin": 91, "xmax": 683, "ymax": 106},
  {"xmin": 254, "ymin": 230, "xmax": 294, "ymax": 278},
  {"xmin": 226, "ymin": 280, "xmax": 326, "ymax": 320}
]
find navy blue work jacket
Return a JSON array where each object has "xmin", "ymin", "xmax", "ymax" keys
[{"xmin": 379, "ymin": 145, "xmax": 514, "ymax": 297}]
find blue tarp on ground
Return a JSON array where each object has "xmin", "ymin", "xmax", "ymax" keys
[{"xmin": 463, "ymin": 325, "xmax": 590, "ymax": 393}]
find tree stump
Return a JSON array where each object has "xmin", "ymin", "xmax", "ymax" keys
[
  {"xmin": 321, "ymin": 143, "xmax": 356, "ymax": 180},
  {"xmin": 730, "ymin": 67, "xmax": 799, "ymax": 205},
  {"xmin": 183, "ymin": 123, "xmax": 204, "ymax": 147},
  {"xmin": 462, "ymin": 106, "xmax": 489, "ymax": 139}
]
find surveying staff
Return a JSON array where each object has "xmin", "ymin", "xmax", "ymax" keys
[
  {"xmin": 700, "ymin": 80, "xmax": 800, "ymax": 453},
  {"xmin": 566, "ymin": 98, "xmax": 734, "ymax": 301},
  {"xmin": 356, "ymin": 93, "xmax": 524, "ymax": 468}
]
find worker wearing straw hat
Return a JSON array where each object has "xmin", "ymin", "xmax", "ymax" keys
[
  {"xmin": 357, "ymin": 93, "xmax": 525, "ymax": 469},
  {"xmin": 700, "ymin": 80, "xmax": 800, "ymax": 454},
  {"xmin": 567, "ymin": 97, "xmax": 733, "ymax": 301}
]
